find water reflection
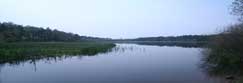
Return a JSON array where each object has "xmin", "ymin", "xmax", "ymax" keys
[
  {"xmin": 115, "ymin": 41, "xmax": 207, "ymax": 48},
  {"xmin": 112, "ymin": 44, "xmax": 147, "ymax": 53},
  {"xmin": 0, "ymin": 64, "xmax": 3, "ymax": 83},
  {"xmin": 0, "ymin": 48, "xmax": 114, "ymax": 66},
  {"xmin": 0, "ymin": 44, "xmax": 146, "ymax": 67},
  {"xmin": 0, "ymin": 43, "xmax": 239, "ymax": 83}
]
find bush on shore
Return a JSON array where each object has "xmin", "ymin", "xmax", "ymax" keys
[{"xmin": 202, "ymin": 23, "xmax": 243, "ymax": 77}]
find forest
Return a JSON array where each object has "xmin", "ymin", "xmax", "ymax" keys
[{"xmin": 0, "ymin": 22, "xmax": 110, "ymax": 42}]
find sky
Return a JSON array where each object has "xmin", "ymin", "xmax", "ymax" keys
[{"xmin": 0, "ymin": 0, "xmax": 237, "ymax": 39}]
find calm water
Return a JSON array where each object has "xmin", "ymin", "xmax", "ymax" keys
[{"xmin": 0, "ymin": 44, "xmax": 222, "ymax": 83}]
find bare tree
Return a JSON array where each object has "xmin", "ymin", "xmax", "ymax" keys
[{"xmin": 232, "ymin": 0, "xmax": 243, "ymax": 21}]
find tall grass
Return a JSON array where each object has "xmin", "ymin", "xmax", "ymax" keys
[{"xmin": 0, "ymin": 42, "xmax": 115, "ymax": 64}]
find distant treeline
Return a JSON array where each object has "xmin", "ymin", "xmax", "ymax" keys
[
  {"xmin": 115, "ymin": 35, "xmax": 214, "ymax": 42},
  {"xmin": 0, "ymin": 22, "xmax": 213, "ymax": 42},
  {"xmin": 0, "ymin": 22, "xmax": 110, "ymax": 42}
]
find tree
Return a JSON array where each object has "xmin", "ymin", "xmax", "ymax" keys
[{"xmin": 232, "ymin": 0, "xmax": 243, "ymax": 21}]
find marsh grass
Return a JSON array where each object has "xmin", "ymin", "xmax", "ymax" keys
[{"xmin": 0, "ymin": 42, "xmax": 115, "ymax": 64}]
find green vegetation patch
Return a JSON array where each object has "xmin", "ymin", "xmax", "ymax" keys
[{"xmin": 0, "ymin": 42, "xmax": 115, "ymax": 63}]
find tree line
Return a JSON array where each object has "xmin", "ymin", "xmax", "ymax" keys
[
  {"xmin": 134, "ymin": 35, "xmax": 212, "ymax": 42},
  {"xmin": 0, "ymin": 22, "xmax": 80, "ymax": 42},
  {"xmin": 0, "ymin": 22, "xmax": 110, "ymax": 42},
  {"xmin": 114, "ymin": 35, "xmax": 213, "ymax": 42},
  {"xmin": 0, "ymin": 22, "xmax": 213, "ymax": 42}
]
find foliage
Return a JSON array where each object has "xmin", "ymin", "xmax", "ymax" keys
[
  {"xmin": 209, "ymin": 23, "xmax": 243, "ymax": 61},
  {"xmin": 199, "ymin": 1, "xmax": 243, "ymax": 81},
  {"xmin": 202, "ymin": 23, "xmax": 243, "ymax": 79},
  {"xmin": 232, "ymin": 0, "xmax": 243, "ymax": 21},
  {"xmin": 0, "ymin": 22, "xmax": 111, "ymax": 42}
]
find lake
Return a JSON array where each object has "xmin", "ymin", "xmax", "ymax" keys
[{"xmin": 0, "ymin": 43, "xmax": 226, "ymax": 83}]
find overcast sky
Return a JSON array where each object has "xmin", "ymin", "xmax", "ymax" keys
[{"xmin": 0, "ymin": 0, "xmax": 237, "ymax": 38}]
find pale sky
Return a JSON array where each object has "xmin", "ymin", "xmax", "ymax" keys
[{"xmin": 0, "ymin": 0, "xmax": 237, "ymax": 38}]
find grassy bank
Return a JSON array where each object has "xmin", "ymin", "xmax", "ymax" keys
[{"xmin": 0, "ymin": 42, "xmax": 115, "ymax": 64}]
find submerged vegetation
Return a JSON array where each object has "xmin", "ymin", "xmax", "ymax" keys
[{"xmin": 0, "ymin": 42, "xmax": 115, "ymax": 64}]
